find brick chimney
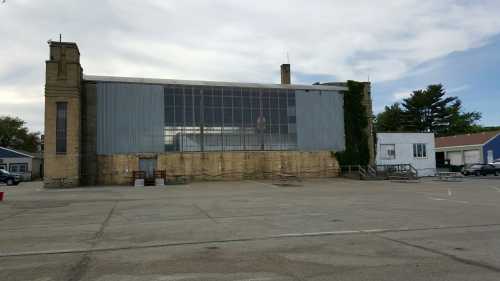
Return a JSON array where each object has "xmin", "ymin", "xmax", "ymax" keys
[{"xmin": 281, "ymin": 64, "xmax": 291, "ymax": 85}]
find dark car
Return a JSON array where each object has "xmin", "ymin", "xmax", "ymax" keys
[
  {"xmin": 0, "ymin": 169, "xmax": 20, "ymax": 186},
  {"xmin": 462, "ymin": 164, "xmax": 499, "ymax": 176}
]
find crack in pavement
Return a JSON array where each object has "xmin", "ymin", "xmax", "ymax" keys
[
  {"xmin": 64, "ymin": 201, "xmax": 118, "ymax": 281},
  {"xmin": 373, "ymin": 233, "xmax": 500, "ymax": 273},
  {"xmin": 193, "ymin": 203, "xmax": 218, "ymax": 224},
  {"xmin": 2, "ymin": 222, "xmax": 500, "ymax": 259}
]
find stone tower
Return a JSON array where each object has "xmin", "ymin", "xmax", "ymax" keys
[
  {"xmin": 44, "ymin": 41, "xmax": 82, "ymax": 188},
  {"xmin": 281, "ymin": 64, "xmax": 291, "ymax": 85}
]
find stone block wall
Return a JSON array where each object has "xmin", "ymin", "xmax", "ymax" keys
[{"xmin": 95, "ymin": 151, "xmax": 340, "ymax": 186}]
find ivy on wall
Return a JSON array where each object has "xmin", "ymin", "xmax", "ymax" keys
[{"xmin": 336, "ymin": 80, "xmax": 370, "ymax": 166}]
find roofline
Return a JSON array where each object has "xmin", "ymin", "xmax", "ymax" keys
[
  {"xmin": 48, "ymin": 41, "xmax": 80, "ymax": 54},
  {"xmin": 0, "ymin": 146, "xmax": 34, "ymax": 158},
  {"xmin": 435, "ymin": 131, "xmax": 500, "ymax": 148},
  {"xmin": 83, "ymin": 75, "xmax": 349, "ymax": 92},
  {"xmin": 435, "ymin": 144, "xmax": 483, "ymax": 151},
  {"xmin": 483, "ymin": 132, "xmax": 500, "ymax": 146},
  {"xmin": 377, "ymin": 132, "xmax": 435, "ymax": 135}
]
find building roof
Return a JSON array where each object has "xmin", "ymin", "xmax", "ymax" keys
[
  {"xmin": 0, "ymin": 147, "xmax": 35, "ymax": 159},
  {"xmin": 435, "ymin": 131, "xmax": 500, "ymax": 148},
  {"xmin": 83, "ymin": 75, "xmax": 348, "ymax": 92}
]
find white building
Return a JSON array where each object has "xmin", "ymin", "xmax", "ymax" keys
[
  {"xmin": 376, "ymin": 133, "xmax": 436, "ymax": 177},
  {"xmin": 0, "ymin": 147, "xmax": 43, "ymax": 181}
]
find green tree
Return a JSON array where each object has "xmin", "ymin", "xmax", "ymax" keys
[
  {"xmin": 401, "ymin": 84, "xmax": 458, "ymax": 133},
  {"xmin": 0, "ymin": 116, "xmax": 41, "ymax": 152},
  {"xmin": 375, "ymin": 103, "xmax": 404, "ymax": 132},
  {"xmin": 441, "ymin": 99, "xmax": 482, "ymax": 136},
  {"xmin": 376, "ymin": 84, "xmax": 482, "ymax": 136},
  {"xmin": 336, "ymin": 81, "xmax": 370, "ymax": 166}
]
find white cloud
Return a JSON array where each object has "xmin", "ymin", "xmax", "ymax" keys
[
  {"xmin": 392, "ymin": 90, "xmax": 413, "ymax": 101},
  {"xmin": 1, "ymin": 0, "xmax": 500, "ymax": 130},
  {"xmin": 447, "ymin": 84, "xmax": 470, "ymax": 94}
]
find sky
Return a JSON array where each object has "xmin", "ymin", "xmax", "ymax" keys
[{"xmin": 1, "ymin": 0, "xmax": 500, "ymax": 132}]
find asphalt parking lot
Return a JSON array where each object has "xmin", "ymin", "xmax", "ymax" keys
[{"xmin": 1, "ymin": 177, "xmax": 500, "ymax": 281}]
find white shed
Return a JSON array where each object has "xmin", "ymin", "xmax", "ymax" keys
[{"xmin": 376, "ymin": 133, "xmax": 436, "ymax": 177}]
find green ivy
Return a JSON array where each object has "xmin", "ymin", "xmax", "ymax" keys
[{"xmin": 335, "ymin": 81, "xmax": 370, "ymax": 166}]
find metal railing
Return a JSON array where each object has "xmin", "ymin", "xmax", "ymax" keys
[{"xmin": 341, "ymin": 164, "xmax": 419, "ymax": 180}]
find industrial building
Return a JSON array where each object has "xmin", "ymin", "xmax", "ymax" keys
[
  {"xmin": 436, "ymin": 131, "xmax": 500, "ymax": 168},
  {"xmin": 43, "ymin": 42, "xmax": 373, "ymax": 187}
]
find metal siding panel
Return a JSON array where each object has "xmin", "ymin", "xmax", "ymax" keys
[
  {"xmin": 483, "ymin": 135, "xmax": 500, "ymax": 163},
  {"xmin": 97, "ymin": 82, "xmax": 164, "ymax": 155},
  {"xmin": 296, "ymin": 90, "xmax": 345, "ymax": 151}
]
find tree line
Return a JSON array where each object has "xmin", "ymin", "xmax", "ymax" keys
[
  {"xmin": 0, "ymin": 116, "xmax": 41, "ymax": 153},
  {"xmin": 375, "ymin": 84, "xmax": 498, "ymax": 137}
]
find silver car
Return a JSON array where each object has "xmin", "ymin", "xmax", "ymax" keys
[{"xmin": 490, "ymin": 159, "xmax": 500, "ymax": 168}]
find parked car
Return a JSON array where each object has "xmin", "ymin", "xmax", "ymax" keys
[
  {"xmin": 490, "ymin": 159, "xmax": 500, "ymax": 168},
  {"xmin": 462, "ymin": 164, "xmax": 499, "ymax": 176},
  {"xmin": 0, "ymin": 169, "xmax": 21, "ymax": 186}
]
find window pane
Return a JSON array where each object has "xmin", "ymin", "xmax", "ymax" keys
[
  {"xmin": 203, "ymin": 93, "xmax": 212, "ymax": 107},
  {"xmin": 185, "ymin": 108, "xmax": 194, "ymax": 124},
  {"xmin": 233, "ymin": 89, "xmax": 242, "ymax": 107},
  {"xmin": 175, "ymin": 107, "xmax": 184, "ymax": 125},
  {"xmin": 243, "ymin": 108, "xmax": 252, "ymax": 124},
  {"xmin": 214, "ymin": 108, "xmax": 223, "ymax": 124},
  {"xmin": 270, "ymin": 110, "xmax": 280, "ymax": 124},
  {"xmin": 185, "ymin": 93, "xmax": 193, "ymax": 109},
  {"xmin": 165, "ymin": 108, "xmax": 175, "ymax": 125},
  {"xmin": 233, "ymin": 108, "xmax": 242, "ymax": 125},
  {"xmin": 223, "ymin": 95, "xmax": 232, "ymax": 107},
  {"xmin": 224, "ymin": 108, "xmax": 232, "ymax": 124},
  {"xmin": 270, "ymin": 97, "xmax": 279, "ymax": 108},
  {"xmin": 213, "ymin": 88, "xmax": 222, "ymax": 106},
  {"xmin": 381, "ymin": 144, "xmax": 395, "ymax": 159},
  {"xmin": 165, "ymin": 92, "xmax": 174, "ymax": 105},
  {"xmin": 56, "ymin": 102, "xmax": 67, "ymax": 154},
  {"xmin": 204, "ymin": 108, "xmax": 213, "ymax": 125},
  {"xmin": 287, "ymin": 91, "xmax": 295, "ymax": 106}
]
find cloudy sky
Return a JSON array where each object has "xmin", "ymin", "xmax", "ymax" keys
[{"xmin": 1, "ymin": 0, "xmax": 500, "ymax": 132}]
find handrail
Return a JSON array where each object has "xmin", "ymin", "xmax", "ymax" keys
[
  {"xmin": 367, "ymin": 165, "xmax": 377, "ymax": 177},
  {"xmin": 358, "ymin": 165, "xmax": 367, "ymax": 179}
]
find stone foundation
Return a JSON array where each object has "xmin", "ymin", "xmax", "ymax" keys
[{"xmin": 96, "ymin": 151, "xmax": 340, "ymax": 186}]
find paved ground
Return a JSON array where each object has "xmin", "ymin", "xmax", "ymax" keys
[{"xmin": 1, "ymin": 177, "xmax": 500, "ymax": 281}]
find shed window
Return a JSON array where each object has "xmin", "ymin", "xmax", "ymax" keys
[
  {"xmin": 9, "ymin": 163, "xmax": 28, "ymax": 173},
  {"xmin": 380, "ymin": 144, "xmax": 396, "ymax": 160},
  {"xmin": 56, "ymin": 102, "xmax": 68, "ymax": 154},
  {"xmin": 413, "ymin": 143, "xmax": 427, "ymax": 158}
]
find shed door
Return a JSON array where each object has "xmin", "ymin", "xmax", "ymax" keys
[
  {"xmin": 447, "ymin": 151, "xmax": 463, "ymax": 166},
  {"xmin": 464, "ymin": 150, "xmax": 481, "ymax": 164},
  {"xmin": 139, "ymin": 159, "xmax": 156, "ymax": 178},
  {"xmin": 487, "ymin": 150, "xmax": 494, "ymax": 163}
]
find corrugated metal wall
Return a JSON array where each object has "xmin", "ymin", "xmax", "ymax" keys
[
  {"xmin": 295, "ymin": 90, "xmax": 345, "ymax": 151},
  {"xmin": 96, "ymin": 82, "xmax": 164, "ymax": 155}
]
